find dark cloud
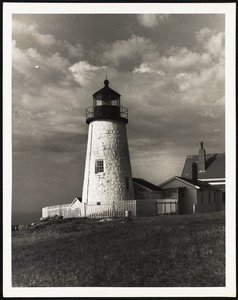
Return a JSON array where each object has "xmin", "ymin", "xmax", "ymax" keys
[{"xmin": 13, "ymin": 130, "xmax": 87, "ymax": 157}]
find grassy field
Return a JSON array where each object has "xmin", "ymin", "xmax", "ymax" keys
[{"xmin": 12, "ymin": 212, "xmax": 225, "ymax": 287}]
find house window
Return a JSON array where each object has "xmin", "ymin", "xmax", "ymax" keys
[
  {"xmin": 125, "ymin": 177, "xmax": 130, "ymax": 190},
  {"xmin": 95, "ymin": 160, "xmax": 104, "ymax": 174},
  {"xmin": 97, "ymin": 202, "xmax": 101, "ymax": 205}
]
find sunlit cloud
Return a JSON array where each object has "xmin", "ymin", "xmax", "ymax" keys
[
  {"xmin": 69, "ymin": 61, "xmax": 107, "ymax": 86},
  {"xmin": 137, "ymin": 14, "xmax": 170, "ymax": 28}
]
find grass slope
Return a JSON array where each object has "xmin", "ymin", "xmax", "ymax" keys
[{"xmin": 12, "ymin": 212, "xmax": 225, "ymax": 287}]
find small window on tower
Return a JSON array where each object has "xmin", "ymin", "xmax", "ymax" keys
[{"xmin": 95, "ymin": 160, "xmax": 104, "ymax": 174}]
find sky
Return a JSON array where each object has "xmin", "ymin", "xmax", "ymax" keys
[{"xmin": 12, "ymin": 13, "xmax": 225, "ymax": 224}]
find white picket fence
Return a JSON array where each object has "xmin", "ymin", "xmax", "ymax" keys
[
  {"xmin": 42, "ymin": 204, "xmax": 71, "ymax": 219},
  {"xmin": 42, "ymin": 201, "xmax": 136, "ymax": 219},
  {"xmin": 156, "ymin": 199, "xmax": 178, "ymax": 215},
  {"xmin": 83, "ymin": 200, "xmax": 136, "ymax": 218},
  {"xmin": 42, "ymin": 199, "xmax": 178, "ymax": 220}
]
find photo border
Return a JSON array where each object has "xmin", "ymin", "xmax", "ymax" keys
[{"xmin": 3, "ymin": 2, "xmax": 236, "ymax": 297}]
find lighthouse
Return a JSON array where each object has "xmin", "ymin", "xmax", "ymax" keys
[{"xmin": 82, "ymin": 79, "xmax": 135, "ymax": 206}]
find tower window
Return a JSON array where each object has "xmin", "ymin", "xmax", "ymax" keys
[
  {"xmin": 125, "ymin": 177, "xmax": 130, "ymax": 190},
  {"xmin": 95, "ymin": 160, "xmax": 104, "ymax": 174}
]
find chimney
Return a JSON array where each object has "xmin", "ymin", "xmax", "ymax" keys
[
  {"xmin": 198, "ymin": 142, "xmax": 206, "ymax": 172},
  {"xmin": 192, "ymin": 162, "xmax": 198, "ymax": 184}
]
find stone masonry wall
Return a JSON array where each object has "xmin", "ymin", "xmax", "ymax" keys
[{"xmin": 82, "ymin": 120, "xmax": 134, "ymax": 204}]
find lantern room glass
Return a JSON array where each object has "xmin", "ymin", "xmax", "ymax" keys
[{"xmin": 93, "ymin": 96, "xmax": 120, "ymax": 107}]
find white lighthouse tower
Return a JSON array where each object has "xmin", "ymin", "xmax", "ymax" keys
[{"xmin": 82, "ymin": 79, "xmax": 135, "ymax": 207}]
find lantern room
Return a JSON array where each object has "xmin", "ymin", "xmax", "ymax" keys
[
  {"xmin": 93, "ymin": 79, "xmax": 120, "ymax": 106},
  {"xmin": 86, "ymin": 79, "xmax": 128, "ymax": 124}
]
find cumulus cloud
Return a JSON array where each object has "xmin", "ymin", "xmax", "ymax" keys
[
  {"xmin": 12, "ymin": 19, "xmax": 57, "ymax": 47},
  {"xmin": 58, "ymin": 40, "xmax": 84, "ymax": 60},
  {"xmin": 160, "ymin": 47, "xmax": 212, "ymax": 72},
  {"xmin": 96, "ymin": 35, "xmax": 157, "ymax": 70},
  {"xmin": 12, "ymin": 40, "xmax": 76, "ymax": 88},
  {"xmin": 137, "ymin": 14, "xmax": 170, "ymax": 28},
  {"xmin": 133, "ymin": 63, "xmax": 165, "ymax": 75},
  {"xmin": 12, "ymin": 19, "xmax": 84, "ymax": 61},
  {"xmin": 69, "ymin": 61, "xmax": 107, "ymax": 86},
  {"xmin": 133, "ymin": 47, "xmax": 212, "ymax": 75},
  {"xmin": 130, "ymin": 29, "xmax": 224, "ymax": 105},
  {"xmin": 196, "ymin": 28, "xmax": 225, "ymax": 59}
]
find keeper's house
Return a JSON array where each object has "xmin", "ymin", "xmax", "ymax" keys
[
  {"xmin": 159, "ymin": 176, "xmax": 222, "ymax": 215},
  {"xmin": 181, "ymin": 142, "xmax": 225, "ymax": 211}
]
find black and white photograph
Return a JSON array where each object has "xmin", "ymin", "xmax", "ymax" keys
[{"xmin": 3, "ymin": 2, "xmax": 236, "ymax": 298}]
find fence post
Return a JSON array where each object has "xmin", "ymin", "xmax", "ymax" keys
[{"xmin": 84, "ymin": 203, "xmax": 86, "ymax": 217}]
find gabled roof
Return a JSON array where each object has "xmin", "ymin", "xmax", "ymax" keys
[
  {"xmin": 159, "ymin": 176, "xmax": 217, "ymax": 190},
  {"xmin": 181, "ymin": 153, "xmax": 225, "ymax": 180},
  {"xmin": 71, "ymin": 197, "xmax": 82, "ymax": 205},
  {"xmin": 133, "ymin": 178, "xmax": 163, "ymax": 192}
]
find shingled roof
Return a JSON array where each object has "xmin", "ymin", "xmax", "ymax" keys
[
  {"xmin": 181, "ymin": 153, "xmax": 225, "ymax": 180},
  {"xmin": 133, "ymin": 178, "xmax": 163, "ymax": 192}
]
